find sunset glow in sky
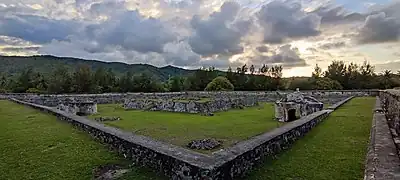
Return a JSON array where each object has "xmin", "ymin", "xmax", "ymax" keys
[{"xmin": 0, "ymin": 0, "xmax": 400, "ymax": 77}]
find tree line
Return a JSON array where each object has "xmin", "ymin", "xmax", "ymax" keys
[{"xmin": 0, "ymin": 60, "xmax": 399, "ymax": 94}]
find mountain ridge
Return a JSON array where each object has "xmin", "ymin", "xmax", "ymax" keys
[{"xmin": 0, "ymin": 55, "xmax": 196, "ymax": 81}]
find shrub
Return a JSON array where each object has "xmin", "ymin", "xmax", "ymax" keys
[
  {"xmin": 26, "ymin": 88, "xmax": 42, "ymax": 94},
  {"xmin": 205, "ymin": 76, "xmax": 234, "ymax": 91},
  {"xmin": 0, "ymin": 88, "xmax": 8, "ymax": 93}
]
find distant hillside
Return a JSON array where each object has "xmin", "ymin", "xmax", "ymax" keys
[{"xmin": 0, "ymin": 55, "xmax": 195, "ymax": 81}]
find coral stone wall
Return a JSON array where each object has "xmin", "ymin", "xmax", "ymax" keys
[
  {"xmin": 9, "ymin": 96, "xmax": 353, "ymax": 179},
  {"xmin": 1, "ymin": 90, "xmax": 377, "ymax": 107},
  {"xmin": 379, "ymin": 90, "xmax": 400, "ymax": 135},
  {"xmin": 364, "ymin": 97, "xmax": 400, "ymax": 180},
  {"xmin": 57, "ymin": 102, "xmax": 98, "ymax": 115},
  {"xmin": 123, "ymin": 98, "xmax": 258, "ymax": 114}
]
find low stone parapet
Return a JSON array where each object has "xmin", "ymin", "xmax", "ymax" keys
[
  {"xmin": 123, "ymin": 97, "xmax": 258, "ymax": 114},
  {"xmin": 364, "ymin": 97, "xmax": 400, "ymax": 180},
  {"xmin": 9, "ymin": 96, "xmax": 353, "ymax": 179}
]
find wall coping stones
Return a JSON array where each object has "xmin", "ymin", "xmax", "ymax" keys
[
  {"xmin": 9, "ymin": 95, "xmax": 355, "ymax": 179},
  {"xmin": 326, "ymin": 96, "xmax": 354, "ymax": 110},
  {"xmin": 366, "ymin": 94, "xmax": 400, "ymax": 180},
  {"xmin": 10, "ymin": 98, "xmax": 216, "ymax": 169},
  {"xmin": 212, "ymin": 110, "xmax": 330, "ymax": 160}
]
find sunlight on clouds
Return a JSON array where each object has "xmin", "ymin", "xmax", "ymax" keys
[
  {"xmin": 283, "ymin": 66, "xmax": 313, "ymax": 77},
  {"xmin": 27, "ymin": 4, "xmax": 43, "ymax": 10}
]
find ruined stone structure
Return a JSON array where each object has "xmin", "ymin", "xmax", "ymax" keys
[
  {"xmin": 275, "ymin": 89, "xmax": 324, "ymax": 122},
  {"xmin": 123, "ymin": 97, "xmax": 258, "ymax": 114},
  {"xmin": 9, "ymin": 95, "xmax": 355, "ymax": 179},
  {"xmin": 1, "ymin": 90, "xmax": 378, "ymax": 107},
  {"xmin": 56, "ymin": 100, "xmax": 97, "ymax": 116}
]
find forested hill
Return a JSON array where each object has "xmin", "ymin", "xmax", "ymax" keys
[{"xmin": 0, "ymin": 55, "xmax": 194, "ymax": 81}]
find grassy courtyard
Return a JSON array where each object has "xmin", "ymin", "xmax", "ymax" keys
[
  {"xmin": 247, "ymin": 97, "xmax": 376, "ymax": 180},
  {"xmin": 0, "ymin": 100, "xmax": 160, "ymax": 180},
  {"xmin": 89, "ymin": 103, "xmax": 279, "ymax": 151}
]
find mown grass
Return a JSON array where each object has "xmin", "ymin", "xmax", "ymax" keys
[
  {"xmin": 0, "ymin": 100, "xmax": 161, "ymax": 180},
  {"xmin": 247, "ymin": 97, "xmax": 376, "ymax": 180},
  {"xmin": 90, "ymin": 103, "xmax": 279, "ymax": 151}
]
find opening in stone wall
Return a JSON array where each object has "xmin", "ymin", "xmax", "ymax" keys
[{"xmin": 288, "ymin": 109, "xmax": 297, "ymax": 121}]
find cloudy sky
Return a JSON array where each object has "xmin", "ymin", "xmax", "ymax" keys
[{"xmin": 0, "ymin": 0, "xmax": 399, "ymax": 77}]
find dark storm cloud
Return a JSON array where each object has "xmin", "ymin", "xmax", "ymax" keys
[
  {"xmin": 188, "ymin": 1, "xmax": 251, "ymax": 57},
  {"xmin": 311, "ymin": 5, "xmax": 365, "ymax": 24},
  {"xmin": 84, "ymin": 10, "xmax": 176, "ymax": 53},
  {"xmin": 319, "ymin": 41, "xmax": 346, "ymax": 49},
  {"xmin": 356, "ymin": 12, "xmax": 400, "ymax": 44},
  {"xmin": 256, "ymin": 46, "xmax": 269, "ymax": 52},
  {"xmin": 257, "ymin": 1, "xmax": 321, "ymax": 44},
  {"xmin": 0, "ymin": 14, "xmax": 78, "ymax": 44},
  {"xmin": 250, "ymin": 44, "xmax": 307, "ymax": 68}
]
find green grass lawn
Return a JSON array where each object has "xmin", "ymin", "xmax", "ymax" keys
[
  {"xmin": 89, "ymin": 103, "xmax": 279, "ymax": 152},
  {"xmin": 0, "ymin": 100, "xmax": 161, "ymax": 180},
  {"xmin": 247, "ymin": 97, "xmax": 376, "ymax": 180}
]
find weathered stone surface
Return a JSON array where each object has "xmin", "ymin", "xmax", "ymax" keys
[
  {"xmin": 123, "ymin": 98, "xmax": 258, "ymax": 114},
  {"xmin": 364, "ymin": 96, "xmax": 400, "ymax": 180},
  {"xmin": 95, "ymin": 117, "xmax": 121, "ymax": 122},
  {"xmin": 275, "ymin": 90, "xmax": 324, "ymax": 122},
  {"xmin": 9, "ymin": 95, "xmax": 358, "ymax": 179},
  {"xmin": 187, "ymin": 139, "xmax": 222, "ymax": 150},
  {"xmin": 56, "ymin": 100, "xmax": 97, "ymax": 116},
  {"xmin": 93, "ymin": 164, "xmax": 130, "ymax": 180},
  {"xmin": 1, "ymin": 90, "xmax": 378, "ymax": 107}
]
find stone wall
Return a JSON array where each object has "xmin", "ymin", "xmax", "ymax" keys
[
  {"xmin": 364, "ymin": 97, "xmax": 400, "ymax": 180},
  {"xmin": 1, "ymin": 90, "xmax": 377, "ymax": 107},
  {"xmin": 9, "ymin": 96, "xmax": 353, "ymax": 179},
  {"xmin": 10, "ymin": 98, "xmax": 216, "ymax": 179},
  {"xmin": 376, "ymin": 90, "xmax": 400, "ymax": 180},
  {"xmin": 123, "ymin": 98, "xmax": 258, "ymax": 114},
  {"xmin": 57, "ymin": 102, "xmax": 98, "ymax": 116},
  {"xmin": 380, "ymin": 90, "xmax": 400, "ymax": 136}
]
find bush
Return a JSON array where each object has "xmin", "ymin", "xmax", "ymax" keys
[
  {"xmin": 26, "ymin": 88, "xmax": 43, "ymax": 94},
  {"xmin": 0, "ymin": 88, "xmax": 8, "ymax": 93},
  {"xmin": 205, "ymin": 76, "xmax": 234, "ymax": 91}
]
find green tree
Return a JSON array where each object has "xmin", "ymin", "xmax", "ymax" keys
[
  {"xmin": 47, "ymin": 66, "xmax": 72, "ymax": 93},
  {"xmin": 358, "ymin": 61, "xmax": 376, "ymax": 89},
  {"xmin": 378, "ymin": 70, "xmax": 400, "ymax": 89},
  {"xmin": 73, "ymin": 65, "xmax": 93, "ymax": 93},
  {"xmin": 324, "ymin": 60, "xmax": 346, "ymax": 87},
  {"xmin": 344, "ymin": 63, "xmax": 360, "ymax": 89},
  {"xmin": 132, "ymin": 73, "xmax": 163, "ymax": 92},
  {"xmin": 92, "ymin": 67, "xmax": 116, "ymax": 93},
  {"xmin": 314, "ymin": 77, "xmax": 343, "ymax": 90},
  {"xmin": 14, "ymin": 67, "xmax": 36, "ymax": 93},
  {"xmin": 205, "ymin": 76, "xmax": 234, "ymax": 91},
  {"xmin": 311, "ymin": 64, "xmax": 322, "ymax": 78},
  {"xmin": 0, "ymin": 73, "xmax": 8, "ymax": 91},
  {"xmin": 186, "ymin": 67, "xmax": 217, "ymax": 91},
  {"xmin": 118, "ymin": 71, "xmax": 134, "ymax": 92},
  {"xmin": 270, "ymin": 65, "xmax": 283, "ymax": 90},
  {"xmin": 167, "ymin": 76, "xmax": 185, "ymax": 92}
]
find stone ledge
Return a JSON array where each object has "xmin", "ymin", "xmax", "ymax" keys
[
  {"xmin": 326, "ymin": 96, "xmax": 354, "ymax": 110},
  {"xmin": 9, "ymin": 97, "xmax": 346, "ymax": 179},
  {"xmin": 364, "ymin": 97, "xmax": 400, "ymax": 180}
]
